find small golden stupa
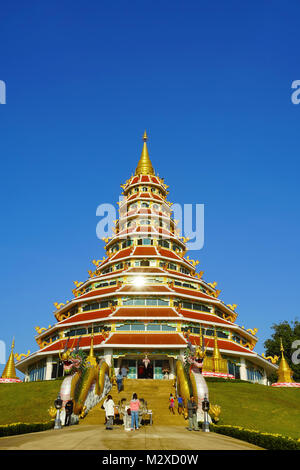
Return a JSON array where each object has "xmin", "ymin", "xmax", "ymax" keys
[
  {"xmin": 0, "ymin": 338, "xmax": 22, "ymax": 383},
  {"xmin": 271, "ymin": 338, "xmax": 300, "ymax": 388}
]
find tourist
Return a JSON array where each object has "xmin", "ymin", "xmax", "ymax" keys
[
  {"xmin": 187, "ymin": 396, "xmax": 199, "ymax": 431},
  {"xmin": 130, "ymin": 393, "xmax": 140, "ymax": 430},
  {"xmin": 64, "ymin": 399, "xmax": 73, "ymax": 426},
  {"xmin": 116, "ymin": 371, "xmax": 123, "ymax": 392},
  {"xmin": 138, "ymin": 398, "xmax": 145, "ymax": 427},
  {"xmin": 177, "ymin": 395, "xmax": 183, "ymax": 415},
  {"xmin": 103, "ymin": 395, "xmax": 115, "ymax": 430},
  {"xmin": 169, "ymin": 393, "xmax": 175, "ymax": 414},
  {"xmin": 121, "ymin": 364, "xmax": 128, "ymax": 377},
  {"xmin": 138, "ymin": 363, "xmax": 145, "ymax": 378}
]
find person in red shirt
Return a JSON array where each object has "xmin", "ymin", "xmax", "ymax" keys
[{"xmin": 169, "ymin": 393, "xmax": 175, "ymax": 414}]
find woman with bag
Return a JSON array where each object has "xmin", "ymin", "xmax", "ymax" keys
[
  {"xmin": 102, "ymin": 395, "xmax": 115, "ymax": 430},
  {"xmin": 129, "ymin": 393, "xmax": 140, "ymax": 431}
]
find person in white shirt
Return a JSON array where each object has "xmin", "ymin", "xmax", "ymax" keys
[{"xmin": 103, "ymin": 395, "xmax": 115, "ymax": 430}]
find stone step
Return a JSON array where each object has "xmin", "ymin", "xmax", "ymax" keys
[{"xmin": 79, "ymin": 379, "xmax": 185, "ymax": 426}]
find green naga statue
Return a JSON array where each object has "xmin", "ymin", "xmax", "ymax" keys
[{"xmin": 49, "ymin": 334, "xmax": 112, "ymax": 424}]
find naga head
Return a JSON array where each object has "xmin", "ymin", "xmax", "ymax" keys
[{"xmin": 59, "ymin": 337, "xmax": 86, "ymax": 374}]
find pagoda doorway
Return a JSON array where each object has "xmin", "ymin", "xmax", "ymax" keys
[{"xmin": 137, "ymin": 360, "xmax": 153, "ymax": 379}]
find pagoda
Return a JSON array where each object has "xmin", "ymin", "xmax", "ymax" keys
[
  {"xmin": 271, "ymin": 338, "xmax": 300, "ymax": 388},
  {"xmin": 0, "ymin": 338, "xmax": 22, "ymax": 383},
  {"xmin": 16, "ymin": 132, "xmax": 277, "ymax": 384}
]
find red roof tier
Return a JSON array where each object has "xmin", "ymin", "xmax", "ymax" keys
[
  {"xmin": 111, "ymin": 307, "xmax": 179, "ymax": 318},
  {"xmin": 58, "ymin": 308, "xmax": 113, "ymax": 325},
  {"xmin": 179, "ymin": 309, "xmax": 233, "ymax": 325},
  {"xmin": 189, "ymin": 335, "xmax": 254, "ymax": 354},
  {"xmin": 41, "ymin": 334, "xmax": 107, "ymax": 353},
  {"xmin": 105, "ymin": 333, "xmax": 186, "ymax": 346}
]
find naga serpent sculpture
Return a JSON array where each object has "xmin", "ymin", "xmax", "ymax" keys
[
  {"xmin": 49, "ymin": 336, "xmax": 112, "ymax": 424},
  {"xmin": 175, "ymin": 333, "xmax": 211, "ymax": 422}
]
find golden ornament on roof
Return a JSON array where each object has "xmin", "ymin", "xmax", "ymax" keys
[
  {"xmin": 227, "ymin": 304, "xmax": 237, "ymax": 311},
  {"xmin": 54, "ymin": 302, "xmax": 65, "ymax": 310},
  {"xmin": 208, "ymin": 282, "xmax": 218, "ymax": 288},
  {"xmin": 261, "ymin": 353, "xmax": 279, "ymax": 364},
  {"xmin": 73, "ymin": 280, "xmax": 84, "ymax": 287},
  {"xmin": 247, "ymin": 328, "xmax": 258, "ymax": 336},
  {"xmin": 15, "ymin": 350, "xmax": 31, "ymax": 361}
]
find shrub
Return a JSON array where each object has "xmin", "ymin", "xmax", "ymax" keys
[
  {"xmin": 210, "ymin": 423, "xmax": 300, "ymax": 450},
  {"xmin": 0, "ymin": 420, "xmax": 54, "ymax": 437}
]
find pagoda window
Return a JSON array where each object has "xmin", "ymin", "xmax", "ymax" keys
[
  {"xmin": 135, "ymin": 188, "xmax": 139, "ymax": 192},
  {"xmin": 130, "ymin": 323, "xmax": 146, "ymax": 331},
  {"xmin": 115, "ymin": 263, "xmax": 123, "ymax": 270},
  {"xmin": 122, "ymin": 239, "xmax": 132, "ymax": 249},
  {"xmin": 205, "ymin": 329, "xmax": 214, "ymax": 336},
  {"xmin": 161, "ymin": 324, "xmax": 176, "ymax": 331},
  {"xmin": 146, "ymin": 298, "xmax": 157, "ymax": 306},
  {"xmin": 233, "ymin": 335, "xmax": 241, "ymax": 343},
  {"xmin": 29, "ymin": 360, "xmax": 46, "ymax": 382},
  {"xmin": 130, "ymin": 203, "xmax": 138, "ymax": 210},
  {"xmin": 152, "ymin": 203, "xmax": 160, "ymax": 210},
  {"xmin": 140, "ymin": 219, "xmax": 151, "ymax": 225},
  {"xmin": 143, "ymin": 238, "xmax": 153, "ymax": 245},
  {"xmin": 142, "ymin": 187, "xmax": 148, "ymax": 191},
  {"xmin": 217, "ymin": 330, "xmax": 229, "ymax": 339},
  {"xmin": 168, "ymin": 263, "xmax": 177, "ymax": 271},
  {"xmin": 180, "ymin": 267, "xmax": 190, "ymax": 275},
  {"xmin": 157, "ymin": 298, "xmax": 169, "ymax": 305},
  {"xmin": 141, "ymin": 202, "xmax": 149, "ymax": 208},
  {"xmin": 182, "ymin": 282, "xmax": 196, "ymax": 290},
  {"xmin": 102, "ymin": 267, "xmax": 113, "ymax": 274},
  {"xmin": 158, "ymin": 239, "xmax": 170, "ymax": 248},
  {"xmin": 116, "ymin": 324, "xmax": 130, "ymax": 331},
  {"xmin": 147, "ymin": 323, "xmax": 161, "ymax": 331},
  {"xmin": 134, "ymin": 261, "xmax": 141, "ymax": 267},
  {"xmin": 140, "ymin": 260, "xmax": 150, "ymax": 267},
  {"xmin": 151, "ymin": 188, "xmax": 156, "ymax": 193},
  {"xmin": 66, "ymin": 327, "xmax": 87, "ymax": 337}
]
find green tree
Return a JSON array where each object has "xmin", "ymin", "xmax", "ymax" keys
[{"xmin": 264, "ymin": 320, "xmax": 300, "ymax": 382}]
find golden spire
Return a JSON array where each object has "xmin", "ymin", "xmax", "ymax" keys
[
  {"xmin": 135, "ymin": 130, "xmax": 155, "ymax": 176},
  {"xmin": 212, "ymin": 327, "xmax": 222, "ymax": 372},
  {"xmin": 85, "ymin": 326, "xmax": 97, "ymax": 367},
  {"xmin": 277, "ymin": 338, "xmax": 294, "ymax": 383},
  {"xmin": 196, "ymin": 325, "xmax": 207, "ymax": 360},
  {"xmin": 1, "ymin": 338, "xmax": 19, "ymax": 379}
]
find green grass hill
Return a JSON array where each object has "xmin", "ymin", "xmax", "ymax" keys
[{"xmin": 0, "ymin": 378, "xmax": 299, "ymax": 439}]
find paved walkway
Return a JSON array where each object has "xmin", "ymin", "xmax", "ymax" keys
[{"xmin": 0, "ymin": 424, "xmax": 261, "ymax": 450}]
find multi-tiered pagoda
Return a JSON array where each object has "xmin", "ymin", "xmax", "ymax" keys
[{"xmin": 16, "ymin": 132, "xmax": 277, "ymax": 383}]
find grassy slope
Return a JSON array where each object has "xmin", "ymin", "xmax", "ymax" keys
[
  {"xmin": 0, "ymin": 379, "xmax": 299, "ymax": 439},
  {"xmin": 0, "ymin": 380, "xmax": 62, "ymax": 425},
  {"xmin": 208, "ymin": 381, "xmax": 300, "ymax": 439}
]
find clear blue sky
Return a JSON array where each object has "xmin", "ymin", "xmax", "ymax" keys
[{"xmin": 1, "ymin": 0, "xmax": 300, "ymax": 374}]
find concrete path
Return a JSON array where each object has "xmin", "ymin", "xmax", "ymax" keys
[{"xmin": 0, "ymin": 424, "xmax": 261, "ymax": 450}]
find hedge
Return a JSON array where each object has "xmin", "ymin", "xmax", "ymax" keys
[
  {"xmin": 0, "ymin": 420, "xmax": 54, "ymax": 438},
  {"xmin": 204, "ymin": 377, "xmax": 252, "ymax": 384},
  {"xmin": 210, "ymin": 423, "xmax": 300, "ymax": 450}
]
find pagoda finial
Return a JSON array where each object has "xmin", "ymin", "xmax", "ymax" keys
[
  {"xmin": 135, "ymin": 130, "xmax": 155, "ymax": 176},
  {"xmin": 212, "ymin": 327, "xmax": 222, "ymax": 373},
  {"xmin": 1, "ymin": 337, "xmax": 19, "ymax": 380},
  {"xmin": 85, "ymin": 325, "xmax": 97, "ymax": 367},
  {"xmin": 277, "ymin": 337, "xmax": 294, "ymax": 383}
]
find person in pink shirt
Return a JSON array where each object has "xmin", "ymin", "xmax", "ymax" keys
[{"xmin": 130, "ymin": 393, "xmax": 140, "ymax": 430}]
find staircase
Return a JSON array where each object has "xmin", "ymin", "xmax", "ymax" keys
[{"xmin": 79, "ymin": 379, "xmax": 185, "ymax": 426}]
